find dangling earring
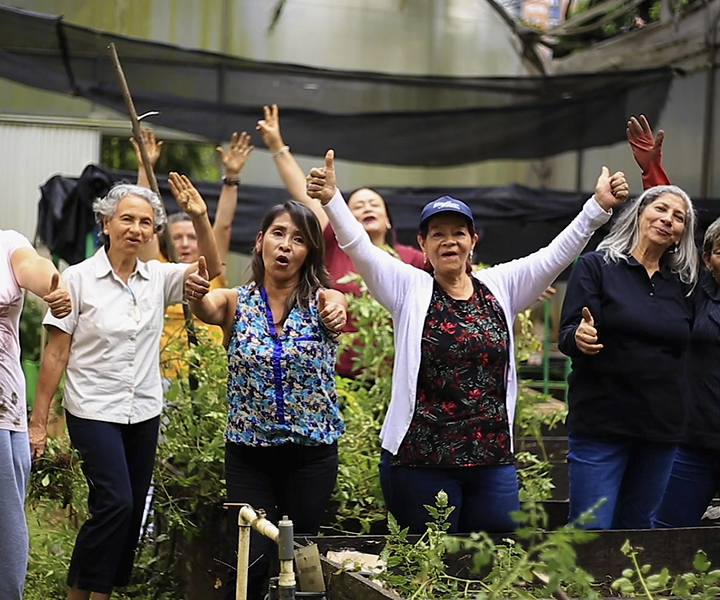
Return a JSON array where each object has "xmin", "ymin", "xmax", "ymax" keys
[{"xmin": 668, "ymin": 242, "xmax": 680, "ymax": 254}]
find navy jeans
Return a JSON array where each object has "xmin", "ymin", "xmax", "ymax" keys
[
  {"xmin": 567, "ymin": 432, "xmax": 677, "ymax": 529},
  {"xmin": 379, "ymin": 450, "xmax": 519, "ymax": 534},
  {"xmin": 654, "ymin": 444, "xmax": 720, "ymax": 528},
  {"xmin": 65, "ymin": 413, "xmax": 160, "ymax": 593}
]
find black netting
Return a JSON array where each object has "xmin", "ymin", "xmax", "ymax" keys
[
  {"xmin": 1, "ymin": 4, "xmax": 673, "ymax": 166},
  {"xmin": 37, "ymin": 165, "xmax": 720, "ymax": 272}
]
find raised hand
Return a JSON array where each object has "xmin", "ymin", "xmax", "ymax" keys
[
  {"xmin": 575, "ymin": 306, "xmax": 603, "ymax": 355},
  {"xmin": 186, "ymin": 255, "xmax": 211, "ymax": 302},
  {"xmin": 306, "ymin": 150, "xmax": 337, "ymax": 205},
  {"xmin": 130, "ymin": 127, "xmax": 163, "ymax": 169},
  {"xmin": 43, "ymin": 273, "xmax": 71, "ymax": 318},
  {"xmin": 627, "ymin": 115, "xmax": 664, "ymax": 174},
  {"xmin": 168, "ymin": 172, "xmax": 207, "ymax": 218},
  {"xmin": 217, "ymin": 131, "xmax": 254, "ymax": 179},
  {"xmin": 256, "ymin": 104, "xmax": 285, "ymax": 154},
  {"xmin": 318, "ymin": 289, "xmax": 347, "ymax": 333},
  {"xmin": 594, "ymin": 166, "xmax": 629, "ymax": 211}
]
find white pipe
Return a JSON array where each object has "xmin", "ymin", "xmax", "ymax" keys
[
  {"xmin": 278, "ymin": 557, "xmax": 295, "ymax": 588},
  {"xmin": 239, "ymin": 505, "xmax": 280, "ymax": 542},
  {"xmin": 235, "ymin": 523, "xmax": 250, "ymax": 600}
]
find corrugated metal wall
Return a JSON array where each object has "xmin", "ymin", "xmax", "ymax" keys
[{"xmin": 0, "ymin": 122, "xmax": 100, "ymax": 239}]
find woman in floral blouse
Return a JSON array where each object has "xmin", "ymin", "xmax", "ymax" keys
[
  {"xmin": 186, "ymin": 200, "xmax": 347, "ymax": 600},
  {"xmin": 307, "ymin": 150, "xmax": 629, "ymax": 534}
]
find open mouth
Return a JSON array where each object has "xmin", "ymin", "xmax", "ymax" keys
[
  {"xmin": 276, "ymin": 255, "xmax": 290, "ymax": 266},
  {"xmin": 441, "ymin": 251, "xmax": 459, "ymax": 258},
  {"xmin": 362, "ymin": 216, "xmax": 377, "ymax": 225}
]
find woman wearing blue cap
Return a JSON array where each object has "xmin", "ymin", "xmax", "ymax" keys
[{"xmin": 307, "ymin": 150, "xmax": 629, "ymax": 534}]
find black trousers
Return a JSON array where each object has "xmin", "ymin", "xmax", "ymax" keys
[
  {"xmin": 66, "ymin": 412, "xmax": 159, "ymax": 593},
  {"xmin": 224, "ymin": 441, "xmax": 338, "ymax": 600}
]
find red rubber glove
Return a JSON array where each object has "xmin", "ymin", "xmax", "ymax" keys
[{"xmin": 627, "ymin": 115, "xmax": 671, "ymax": 189}]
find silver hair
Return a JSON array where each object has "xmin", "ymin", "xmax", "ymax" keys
[
  {"xmin": 93, "ymin": 183, "xmax": 167, "ymax": 245},
  {"xmin": 167, "ymin": 212, "xmax": 192, "ymax": 226},
  {"xmin": 596, "ymin": 185, "xmax": 698, "ymax": 287},
  {"xmin": 703, "ymin": 218, "xmax": 720, "ymax": 254}
]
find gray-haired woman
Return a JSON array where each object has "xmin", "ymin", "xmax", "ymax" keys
[
  {"xmin": 30, "ymin": 175, "xmax": 221, "ymax": 600},
  {"xmin": 559, "ymin": 185, "xmax": 697, "ymax": 530}
]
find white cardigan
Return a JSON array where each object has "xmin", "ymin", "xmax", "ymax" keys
[{"xmin": 324, "ymin": 190, "xmax": 611, "ymax": 455}]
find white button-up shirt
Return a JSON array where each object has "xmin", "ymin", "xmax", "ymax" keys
[{"xmin": 44, "ymin": 247, "xmax": 187, "ymax": 424}]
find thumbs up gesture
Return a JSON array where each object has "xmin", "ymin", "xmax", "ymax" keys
[
  {"xmin": 594, "ymin": 166, "xmax": 629, "ymax": 212},
  {"xmin": 43, "ymin": 272, "xmax": 72, "ymax": 318},
  {"xmin": 318, "ymin": 288, "xmax": 347, "ymax": 333},
  {"xmin": 575, "ymin": 306, "xmax": 603, "ymax": 355},
  {"xmin": 186, "ymin": 255, "xmax": 211, "ymax": 303},
  {"xmin": 306, "ymin": 149, "xmax": 337, "ymax": 205}
]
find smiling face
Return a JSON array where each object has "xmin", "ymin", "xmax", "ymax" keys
[
  {"xmin": 170, "ymin": 220, "xmax": 199, "ymax": 263},
  {"xmin": 637, "ymin": 193, "xmax": 687, "ymax": 253},
  {"xmin": 417, "ymin": 213, "xmax": 478, "ymax": 278},
  {"xmin": 347, "ymin": 188, "xmax": 391, "ymax": 242},
  {"xmin": 103, "ymin": 194, "xmax": 155, "ymax": 258},
  {"xmin": 255, "ymin": 211, "xmax": 309, "ymax": 285}
]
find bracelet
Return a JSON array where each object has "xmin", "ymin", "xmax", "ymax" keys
[
  {"xmin": 271, "ymin": 145, "xmax": 290, "ymax": 159},
  {"xmin": 222, "ymin": 175, "xmax": 240, "ymax": 186}
]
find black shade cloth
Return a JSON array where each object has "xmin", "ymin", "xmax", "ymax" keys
[
  {"xmin": 36, "ymin": 165, "xmax": 720, "ymax": 273},
  {"xmin": 0, "ymin": 4, "xmax": 673, "ymax": 166}
]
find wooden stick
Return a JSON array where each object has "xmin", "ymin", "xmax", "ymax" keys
[{"xmin": 107, "ymin": 43, "xmax": 200, "ymax": 354}]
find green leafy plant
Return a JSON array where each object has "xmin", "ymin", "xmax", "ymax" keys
[
  {"xmin": 19, "ymin": 296, "xmax": 44, "ymax": 362},
  {"xmin": 445, "ymin": 502, "xmax": 600, "ymax": 600},
  {"xmin": 331, "ymin": 378, "xmax": 387, "ymax": 533},
  {"xmin": 612, "ymin": 541, "xmax": 720, "ymax": 599},
  {"xmin": 377, "ymin": 491, "xmax": 477, "ymax": 599},
  {"xmin": 330, "ymin": 274, "xmax": 394, "ymax": 533},
  {"xmin": 515, "ymin": 451, "xmax": 555, "ymax": 502},
  {"xmin": 377, "ymin": 497, "xmax": 599, "ymax": 600},
  {"xmin": 152, "ymin": 328, "xmax": 228, "ymax": 536}
]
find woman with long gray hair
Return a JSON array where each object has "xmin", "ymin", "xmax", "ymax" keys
[
  {"xmin": 559, "ymin": 184, "xmax": 697, "ymax": 530},
  {"xmin": 30, "ymin": 175, "xmax": 221, "ymax": 600}
]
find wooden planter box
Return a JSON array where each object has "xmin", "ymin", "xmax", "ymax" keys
[{"xmin": 303, "ymin": 525, "xmax": 720, "ymax": 599}]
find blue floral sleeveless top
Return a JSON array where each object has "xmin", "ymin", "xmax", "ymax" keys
[{"xmin": 226, "ymin": 284, "xmax": 344, "ymax": 447}]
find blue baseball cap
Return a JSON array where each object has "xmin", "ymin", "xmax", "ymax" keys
[{"xmin": 419, "ymin": 196, "xmax": 474, "ymax": 229}]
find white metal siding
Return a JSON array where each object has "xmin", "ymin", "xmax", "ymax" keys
[{"xmin": 0, "ymin": 123, "xmax": 100, "ymax": 240}]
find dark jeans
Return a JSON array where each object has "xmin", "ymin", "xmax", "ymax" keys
[
  {"xmin": 655, "ymin": 443, "xmax": 720, "ymax": 528},
  {"xmin": 567, "ymin": 432, "xmax": 677, "ymax": 529},
  {"xmin": 224, "ymin": 441, "xmax": 338, "ymax": 600},
  {"xmin": 379, "ymin": 450, "xmax": 520, "ymax": 534},
  {"xmin": 66, "ymin": 412, "xmax": 160, "ymax": 593}
]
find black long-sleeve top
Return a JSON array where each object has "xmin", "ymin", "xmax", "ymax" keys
[
  {"xmin": 559, "ymin": 251, "xmax": 692, "ymax": 442},
  {"xmin": 685, "ymin": 270, "xmax": 720, "ymax": 451}
]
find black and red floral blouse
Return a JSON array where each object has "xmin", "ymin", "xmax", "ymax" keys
[{"xmin": 394, "ymin": 277, "xmax": 512, "ymax": 467}]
